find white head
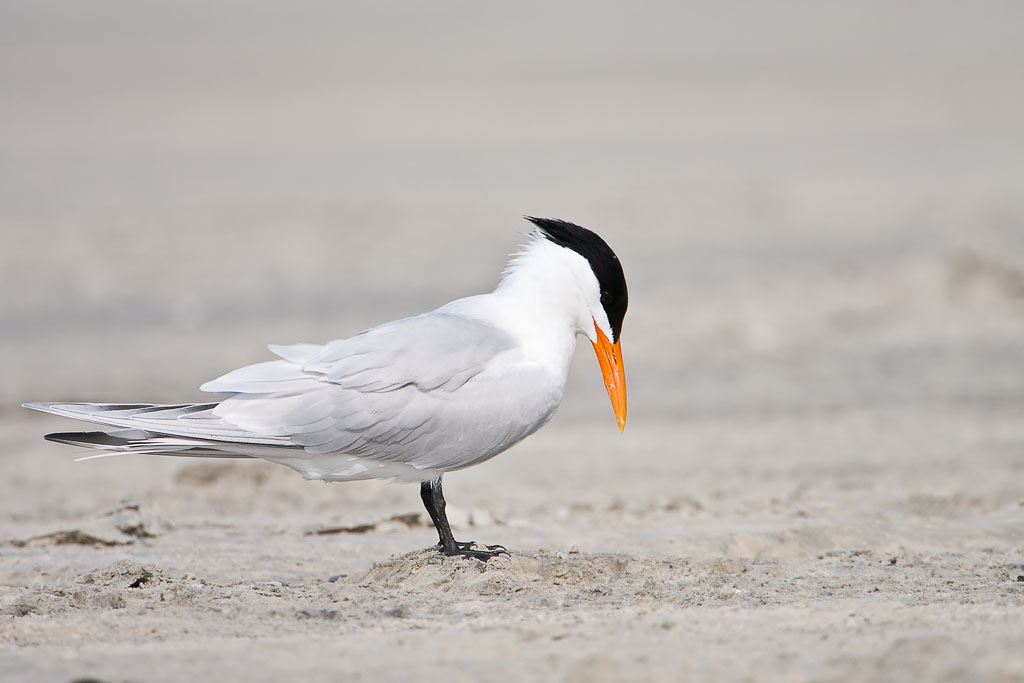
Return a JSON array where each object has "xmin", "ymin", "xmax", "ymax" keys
[{"xmin": 497, "ymin": 217, "xmax": 629, "ymax": 430}]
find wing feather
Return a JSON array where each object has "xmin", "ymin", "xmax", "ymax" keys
[
  {"xmin": 199, "ymin": 360, "xmax": 319, "ymax": 394},
  {"xmin": 28, "ymin": 309, "xmax": 555, "ymax": 479},
  {"xmin": 267, "ymin": 342, "xmax": 323, "ymax": 365},
  {"xmin": 300, "ymin": 314, "xmax": 516, "ymax": 392},
  {"xmin": 23, "ymin": 402, "xmax": 294, "ymax": 446}
]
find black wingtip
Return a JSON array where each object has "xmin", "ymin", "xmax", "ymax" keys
[
  {"xmin": 44, "ymin": 431, "xmax": 146, "ymax": 447},
  {"xmin": 44, "ymin": 432, "xmax": 96, "ymax": 447}
]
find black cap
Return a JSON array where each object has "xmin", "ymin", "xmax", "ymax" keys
[{"xmin": 526, "ymin": 217, "xmax": 628, "ymax": 343}]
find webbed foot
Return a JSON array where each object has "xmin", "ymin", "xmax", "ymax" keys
[{"xmin": 437, "ymin": 540, "xmax": 509, "ymax": 561}]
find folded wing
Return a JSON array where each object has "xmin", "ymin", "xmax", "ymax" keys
[
  {"xmin": 202, "ymin": 312, "xmax": 527, "ymax": 470},
  {"xmin": 27, "ymin": 312, "xmax": 548, "ymax": 476}
]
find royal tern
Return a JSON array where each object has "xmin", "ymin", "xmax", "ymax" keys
[{"xmin": 24, "ymin": 217, "xmax": 628, "ymax": 560}]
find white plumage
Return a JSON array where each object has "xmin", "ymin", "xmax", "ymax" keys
[{"xmin": 25, "ymin": 218, "xmax": 628, "ymax": 559}]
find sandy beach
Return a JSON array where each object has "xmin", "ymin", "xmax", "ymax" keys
[{"xmin": 2, "ymin": 2, "xmax": 1023, "ymax": 681}]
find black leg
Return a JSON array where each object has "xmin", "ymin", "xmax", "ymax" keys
[{"xmin": 419, "ymin": 476, "xmax": 507, "ymax": 561}]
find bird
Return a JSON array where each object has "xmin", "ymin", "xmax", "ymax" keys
[{"xmin": 24, "ymin": 217, "xmax": 628, "ymax": 561}]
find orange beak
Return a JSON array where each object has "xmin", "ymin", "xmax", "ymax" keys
[{"xmin": 591, "ymin": 319, "xmax": 627, "ymax": 432}]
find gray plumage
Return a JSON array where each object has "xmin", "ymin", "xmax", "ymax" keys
[{"xmin": 25, "ymin": 308, "xmax": 565, "ymax": 482}]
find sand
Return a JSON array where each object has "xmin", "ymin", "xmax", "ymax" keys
[{"xmin": 2, "ymin": 2, "xmax": 1024, "ymax": 681}]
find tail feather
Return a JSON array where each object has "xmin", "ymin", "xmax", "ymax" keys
[
  {"xmin": 43, "ymin": 429, "xmax": 253, "ymax": 458},
  {"xmin": 23, "ymin": 402, "xmax": 300, "ymax": 458},
  {"xmin": 23, "ymin": 401, "xmax": 293, "ymax": 447}
]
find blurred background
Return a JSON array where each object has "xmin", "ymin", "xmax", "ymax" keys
[{"xmin": 2, "ymin": 0, "xmax": 1023, "ymax": 428}]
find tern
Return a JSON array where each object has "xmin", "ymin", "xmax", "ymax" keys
[{"xmin": 24, "ymin": 217, "xmax": 628, "ymax": 560}]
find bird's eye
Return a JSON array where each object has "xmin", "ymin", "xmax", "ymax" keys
[{"xmin": 600, "ymin": 291, "xmax": 611, "ymax": 305}]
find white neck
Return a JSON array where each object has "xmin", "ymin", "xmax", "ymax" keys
[{"xmin": 441, "ymin": 235, "xmax": 594, "ymax": 374}]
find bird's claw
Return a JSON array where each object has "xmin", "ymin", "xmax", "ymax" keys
[
  {"xmin": 456, "ymin": 540, "xmax": 507, "ymax": 552},
  {"xmin": 437, "ymin": 540, "xmax": 509, "ymax": 561}
]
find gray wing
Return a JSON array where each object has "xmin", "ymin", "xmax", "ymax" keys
[
  {"xmin": 200, "ymin": 313, "xmax": 517, "ymax": 396},
  {"xmin": 199, "ymin": 312, "xmax": 544, "ymax": 470}
]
